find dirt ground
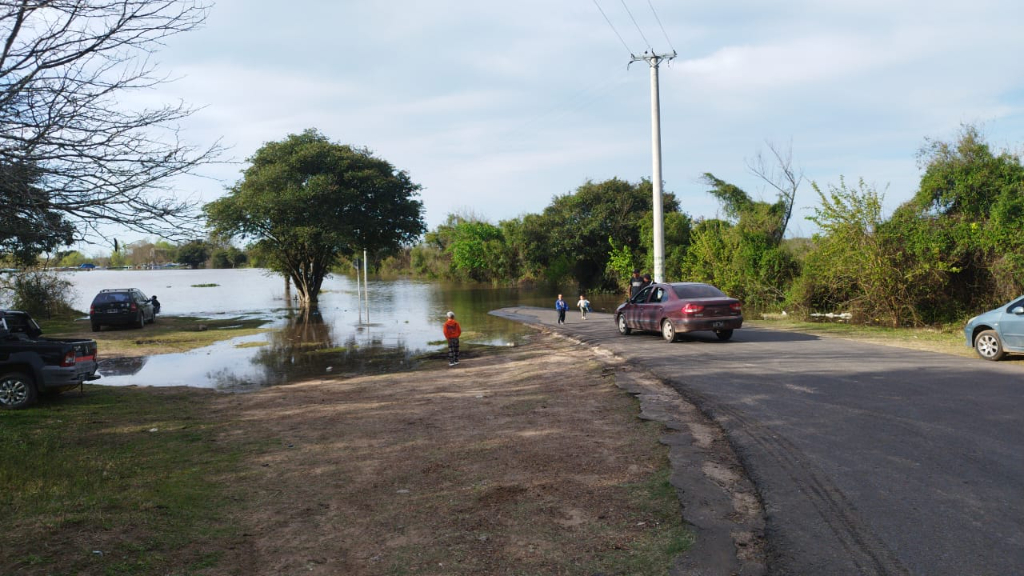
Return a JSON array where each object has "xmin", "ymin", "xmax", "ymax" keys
[{"xmin": 195, "ymin": 330, "xmax": 762, "ymax": 576}]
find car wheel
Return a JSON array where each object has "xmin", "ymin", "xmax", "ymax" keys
[
  {"xmin": 617, "ymin": 314, "xmax": 632, "ymax": 335},
  {"xmin": 715, "ymin": 329, "xmax": 734, "ymax": 341},
  {"xmin": 974, "ymin": 330, "xmax": 1005, "ymax": 361},
  {"xmin": 137, "ymin": 312, "xmax": 145, "ymax": 329},
  {"xmin": 0, "ymin": 371, "xmax": 37, "ymax": 410},
  {"xmin": 661, "ymin": 319, "xmax": 677, "ymax": 342}
]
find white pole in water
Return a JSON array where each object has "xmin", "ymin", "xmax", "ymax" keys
[
  {"xmin": 631, "ymin": 50, "xmax": 676, "ymax": 283},
  {"xmin": 355, "ymin": 258, "xmax": 362, "ymax": 325},
  {"xmin": 363, "ymin": 248, "xmax": 369, "ymax": 323}
]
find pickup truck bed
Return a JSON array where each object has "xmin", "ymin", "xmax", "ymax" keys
[{"xmin": 0, "ymin": 310, "xmax": 100, "ymax": 409}]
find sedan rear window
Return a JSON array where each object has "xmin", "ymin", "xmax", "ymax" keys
[
  {"xmin": 672, "ymin": 284, "xmax": 726, "ymax": 299},
  {"xmin": 93, "ymin": 292, "xmax": 131, "ymax": 304}
]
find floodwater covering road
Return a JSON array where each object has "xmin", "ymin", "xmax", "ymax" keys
[{"xmin": 496, "ymin": 307, "xmax": 1024, "ymax": 576}]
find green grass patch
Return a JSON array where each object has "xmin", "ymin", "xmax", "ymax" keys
[
  {"xmin": 587, "ymin": 465, "xmax": 694, "ymax": 575},
  {"xmin": 234, "ymin": 340, "xmax": 268, "ymax": 349},
  {"xmin": 748, "ymin": 318, "xmax": 969, "ymax": 356},
  {"xmin": 39, "ymin": 314, "xmax": 272, "ymax": 357},
  {"xmin": 0, "ymin": 385, "xmax": 263, "ymax": 575}
]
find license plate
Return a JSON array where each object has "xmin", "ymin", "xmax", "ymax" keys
[{"xmin": 712, "ymin": 321, "xmax": 724, "ymax": 328}]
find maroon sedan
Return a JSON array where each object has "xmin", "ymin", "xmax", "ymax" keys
[{"xmin": 615, "ymin": 282, "xmax": 743, "ymax": 342}]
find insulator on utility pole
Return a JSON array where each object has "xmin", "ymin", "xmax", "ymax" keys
[{"xmin": 630, "ymin": 51, "xmax": 676, "ymax": 284}]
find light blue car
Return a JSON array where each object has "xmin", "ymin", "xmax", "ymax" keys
[{"xmin": 964, "ymin": 295, "xmax": 1024, "ymax": 360}]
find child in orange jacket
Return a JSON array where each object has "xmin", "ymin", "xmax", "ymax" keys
[{"xmin": 443, "ymin": 311, "xmax": 462, "ymax": 367}]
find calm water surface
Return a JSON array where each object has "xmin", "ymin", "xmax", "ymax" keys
[{"xmin": 60, "ymin": 269, "xmax": 624, "ymax": 390}]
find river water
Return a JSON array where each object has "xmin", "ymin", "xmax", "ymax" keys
[{"xmin": 57, "ymin": 269, "xmax": 624, "ymax": 390}]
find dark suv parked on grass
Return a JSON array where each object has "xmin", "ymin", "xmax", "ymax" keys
[{"xmin": 89, "ymin": 288, "xmax": 156, "ymax": 332}]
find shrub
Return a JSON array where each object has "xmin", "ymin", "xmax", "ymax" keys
[{"xmin": 1, "ymin": 270, "xmax": 77, "ymax": 318}]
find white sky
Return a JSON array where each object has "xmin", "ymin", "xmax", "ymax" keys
[{"xmin": 94, "ymin": 0, "xmax": 1024, "ymax": 250}]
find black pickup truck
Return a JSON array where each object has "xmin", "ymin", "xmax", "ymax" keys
[{"xmin": 0, "ymin": 310, "xmax": 100, "ymax": 409}]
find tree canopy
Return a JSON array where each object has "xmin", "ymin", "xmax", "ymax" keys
[{"xmin": 204, "ymin": 129, "xmax": 425, "ymax": 306}]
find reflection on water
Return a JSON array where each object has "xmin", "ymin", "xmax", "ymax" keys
[
  {"xmin": 97, "ymin": 356, "xmax": 148, "ymax": 376},
  {"xmin": 67, "ymin": 269, "xmax": 626, "ymax": 390}
]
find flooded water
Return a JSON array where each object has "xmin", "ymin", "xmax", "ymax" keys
[{"xmin": 58, "ymin": 269, "xmax": 625, "ymax": 390}]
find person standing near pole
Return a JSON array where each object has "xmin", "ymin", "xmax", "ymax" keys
[
  {"xmin": 629, "ymin": 269, "xmax": 645, "ymax": 299},
  {"xmin": 443, "ymin": 311, "xmax": 461, "ymax": 367},
  {"xmin": 555, "ymin": 294, "xmax": 568, "ymax": 324}
]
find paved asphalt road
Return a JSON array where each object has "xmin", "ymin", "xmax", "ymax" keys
[{"xmin": 496, "ymin": 308, "xmax": 1024, "ymax": 576}]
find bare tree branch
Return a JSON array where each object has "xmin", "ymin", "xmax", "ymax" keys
[
  {"xmin": 746, "ymin": 139, "xmax": 804, "ymax": 241},
  {"xmin": 0, "ymin": 0, "xmax": 222, "ymax": 253}
]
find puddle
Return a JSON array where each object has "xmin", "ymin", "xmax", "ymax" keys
[{"xmin": 96, "ymin": 314, "xmax": 421, "ymax": 391}]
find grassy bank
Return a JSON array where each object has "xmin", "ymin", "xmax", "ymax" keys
[
  {"xmin": 0, "ymin": 386, "xmax": 263, "ymax": 575},
  {"xmin": 749, "ymin": 317, "xmax": 970, "ymax": 357},
  {"xmin": 40, "ymin": 314, "xmax": 272, "ymax": 357}
]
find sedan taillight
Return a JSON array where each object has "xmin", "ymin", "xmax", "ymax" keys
[
  {"xmin": 730, "ymin": 302, "xmax": 743, "ymax": 313},
  {"xmin": 681, "ymin": 303, "xmax": 705, "ymax": 316}
]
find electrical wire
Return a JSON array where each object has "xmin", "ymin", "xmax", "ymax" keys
[
  {"xmin": 647, "ymin": 0, "xmax": 676, "ymax": 53},
  {"xmin": 591, "ymin": 0, "xmax": 634, "ymax": 56},
  {"xmin": 619, "ymin": 0, "xmax": 652, "ymax": 52}
]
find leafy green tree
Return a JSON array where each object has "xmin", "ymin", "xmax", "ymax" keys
[
  {"xmin": 56, "ymin": 251, "xmax": 87, "ymax": 268},
  {"xmin": 0, "ymin": 161, "xmax": 75, "ymax": 265},
  {"xmin": 682, "ymin": 173, "xmax": 798, "ymax": 310},
  {"xmin": 681, "ymin": 219, "xmax": 736, "ymax": 293},
  {"xmin": 176, "ymin": 240, "xmax": 210, "ymax": 269},
  {"xmin": 445, "ymin": 220, "xmax": 507, "ymax": 282},
  {"xmin": 205, "ymin": 129, "xmax": 425, "ymax": 307},
  {"xmin": 900, "ymin": 124, "xmax": 1024, "ymax": 310},
  {"xmin": 109, "ymin": 248, "xmax": 128, "ymax": 268},
  {"xmin": 640, "ymin": 211, "xmax": 692, "ymax": 281},
  {"xmin": 209, "ymin": 246, "xmax": 247, "ymax": 269},
  {"xmin": 605, "ymin": 238, "xmax": 642, "ymax": 297},
  {"xmin": 799, "ymin": 177, "xmax": 945, "ymax": 326},
  {"xmin": 525, "ymin": 178, "xmax": 679, "ymax": 288},
  {"xmin": 427, "ymin": 213, "xmax": 519, "ymax": 283}
]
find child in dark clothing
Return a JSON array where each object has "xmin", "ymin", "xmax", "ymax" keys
[{"xmin": 555, "ymin": 294, "xmax": 568, "ymax": 324}]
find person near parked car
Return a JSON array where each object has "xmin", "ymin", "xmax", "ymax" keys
[
  {"xmin": 151, "ymin": 295, "xmax": 161, "ymax": 314},
  {"xmin": 629, "ymin": 269, "xmax": 645, "ymax": 299},
  {"xmin": 641, "ymin": 273, "xmax": 653, "ymax": 291},
  {"xmin": 577, "ymin": 295, "xmax": 591, "ymax": 320},
  {"xmin": 443, "ymin": 311, "xmax": 461, "ymax": 367},
  {"xmin": 555, "ymin": 294, "xmax": 568, "ymax": 324}
]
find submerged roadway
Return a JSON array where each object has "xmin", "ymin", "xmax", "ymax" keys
[{"xmin": 496, "ymin": 307, "xmax": 1024, "ymax": 576}]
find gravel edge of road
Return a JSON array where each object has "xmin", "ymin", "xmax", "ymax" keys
[{"xmin": 539, "ymin": 324, "xmax": 769, "ymax": 576}]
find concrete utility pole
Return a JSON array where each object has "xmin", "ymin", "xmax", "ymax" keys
[{"xmin": 631, "ymin": 51, "xmax": 675, "ymax": 283}]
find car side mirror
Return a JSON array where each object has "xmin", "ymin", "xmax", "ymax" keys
[{"xmin": 1012, "ymin": 306, "xmax": 1024, "ymax": 315}]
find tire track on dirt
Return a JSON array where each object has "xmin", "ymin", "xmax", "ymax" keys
[{"xmin": 672, "ymin": 385, "xmax": 911, "ymax": 576}]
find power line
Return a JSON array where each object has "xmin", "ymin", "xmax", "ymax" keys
[
  {"xmin": 620, "ymin": 0, "xmax": 652, "ymax": 52},
  {"xmin": 646, "ymin": 0, "xmax": 676, "ymax": 54},
  {"xmin": 591, "ymin": 0, "xmax": 634, "ymax": 56}
]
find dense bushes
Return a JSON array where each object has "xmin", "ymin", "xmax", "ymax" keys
[
  {"xmin": 381, "ymin": 125, "xmax": 1022, "ymax": 326},
  {"xmin": 0, "ymin": 271, "xmax": 77, "ymax": 318}
]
